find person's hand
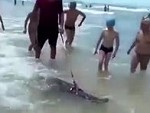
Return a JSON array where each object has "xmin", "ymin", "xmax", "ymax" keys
[
  {"xmin": 112, "ymin": 52, "xmax": 116, "ymax": 59},
  {"xmin": 127, "ymin": 49, "xmax": 131, "ymax": 55},
  {"xmin": 23, "ymin": 29, "xmax": 26, "ymax": 34},
  {"xmin": 59, "ymin": 25, "xmax": 64, "ymax": 34},
  {"xmin": 94, "ymin": 50, "xmax": 98, "ymax": 55},
  {"xmin": 78, "ymin": 23, "xmax": 82, "ymax": 27}
]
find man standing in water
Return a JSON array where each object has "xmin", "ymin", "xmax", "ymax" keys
[
  {"xmin": 127, "ymin": 17, "xmax": 150, "ymax": 73},
  {"xmin": 0, "ymin": 15, "xmax": 5, "ymax": 31},
  {"xmin": 32, "ymin": 0, "xmax": 64, "ymax": 60}
]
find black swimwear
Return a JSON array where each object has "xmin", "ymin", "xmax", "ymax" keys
[
  {"xmin": 37, "ymin": 26, "xmax": 58, "ymax": 49},
  {"xmin": 65, "ymin": 25, "xmax": 75, "ymax": 31},
  {"xmin": 100, "ymin": 45, "xmax": 113, "ymax": 54}
]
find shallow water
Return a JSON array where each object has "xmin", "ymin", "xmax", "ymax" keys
[{"xmin": 0, "ymin": 0, "xmax": 150, "ymax": 113}]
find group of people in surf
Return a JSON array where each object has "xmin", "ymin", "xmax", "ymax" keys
[
  {"xmin": 0, "ymin": 0, "xmax": 150, "ymax": 74},
  {"xmin": 14, "ymin": 0, "xmax": 25, "ymax": 6}
]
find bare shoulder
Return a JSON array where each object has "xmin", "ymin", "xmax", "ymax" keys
[
  {"xmin": 135, "ymin": 30, "xmax": 142, "ymax": 38},
  {"xmin": 28, "ymin": 12, "xmax": 32, "ymax": 17},
  {"xmin": 114, "ymin": 30, "xmax": 119, "ymax": 37},
  {"xmin": 137, "ymin": 30, "xmax": 142, "ymax": 35},
  {"xmin": 76, "ymin": 9, "xmax": 81, "ymax": 13},
  {"xmin": 101, "ymin": 29, "xmax": 106, "ymax": 36},
  {"xmin": 136, "ymin": 30, "xmax": 142, "ymax": 38}
]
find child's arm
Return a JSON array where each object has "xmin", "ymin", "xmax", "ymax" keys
[
  {"xmin": 94, "ymin": 31, "xmax": 104, "ymax": 54},
  {"xmin": 112, "ymin": 32, "xmax": 120, "ymax": 58},
  {"xmin": 78, "ymin": 11, "xmax": 86, "ymax": 27},
  {"xmin": 23, "ymin": 13, "xmax": 31, "ymax": 34},
  {"xmin": 127, "ymin": 33, "xmax": 138, "ymax": 54},
  {"xmin": 0, "ymin": 15, "xmax": 5, "ymax": 31}
]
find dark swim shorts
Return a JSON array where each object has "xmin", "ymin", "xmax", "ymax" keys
[
  {"xmin": 37, "ymin": 26, "xmax": 58, "ymax": 49},
  {"xmin": 100, "ymin": 45, "xmax": 113, "ymax": 54}
]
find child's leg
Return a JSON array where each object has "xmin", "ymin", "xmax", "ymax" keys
[
  {"xmin": 130, "ymin": 53, "xmax": 139, "ymax": 73},
  {"xmin": 104, "ymin": 52, "xmax": 112, "ymax": 72},
  {"xmin": 139, "ymin": 54, "xmax": 150, "ymax": 71},
  {"xmin": 68, "ymin": 30, "xmax": 75, "ymax": 46},
  {"xmin": 28, "ymin": 32, "xmax": 36, "ymax": 51},
  {"xmin": 98, "ymin": 50, "xmax": 105, "ymax": 71},
  {"xmin": 65, "ymin": 29, "xmax": 72, "ymax": 47}
]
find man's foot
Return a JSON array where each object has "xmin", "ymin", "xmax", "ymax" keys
[
  {"xmin": 35, "ymin": 58, "xmax": 41, "ymax": 62},
  {"xmin": 35, "ymin": 47, "xmax": 41, "ymax": 59},
  {"xmin": 49, "ymin": 59, "xmax": 58, "ymax": 69}
]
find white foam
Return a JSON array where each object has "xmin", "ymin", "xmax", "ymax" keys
[
  {"xmin": 0, "ymin": 96, "xmax": 31, "ymax": 109},
  {"xmin": 0, "ymin": 83, "xmax": 8, "ymax": 96},
  {"xmin": 64, "ymin": 7, "xmax": 114, "ymax": 15}
]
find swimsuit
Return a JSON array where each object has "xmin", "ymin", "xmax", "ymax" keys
[
  {"xmin": 37, "ymin": 26, "xmax": 58, "ymax": 48},
  {"xmin": 100, "ymin": 45, "xmax": 113, "ymax": 54}
]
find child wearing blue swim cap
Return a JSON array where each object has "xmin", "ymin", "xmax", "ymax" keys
[
  {"xmin": 94, "ymin": 18, "xmax": 120, "ymax": 73},
  {"xmin": 106, "ymin": 19, "xmax": 115, "ymax": 27}
]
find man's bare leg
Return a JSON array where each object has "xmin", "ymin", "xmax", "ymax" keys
[
  {"xmin": 139, "ymin": 55, "xmax": 150, "ymax": 71},
  {"xmin": 35, "ymin": 45, "xmax": 41, "ymax": 59},
  {"xmin": 130, "ymin": 54, "xmax": 139, "ymax": 73},
  {"xmin": 98, "ymin": 51, "xmax": 105, "ymax": 71},
  {"xmin": 104, "ymin": 52, "xmax": 112, "ymax": 72},
  {"xmin": 50, "ymin": 46, "xmax": 56, "ymax": 59}
]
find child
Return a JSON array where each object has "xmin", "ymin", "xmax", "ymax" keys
[
  {"xmin": 127, "ymin": 17, "xmax": 150, "ymax": 73},
  {"xmin": 0, "ymin": 15, "xmax": 5, "ymax": 31},
  {"xmin": 23, "ymin": 10, "xmax": 39, "ymax": 51},
  {"xmin": 94, "ymin": 19, "xmax": 120, "ymax": 72},
  {"xmin": 63, "ymin": 1, "xmax": 86, "ymax": 48}
]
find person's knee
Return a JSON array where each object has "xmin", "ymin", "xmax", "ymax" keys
[
  {"xmin": 140, "ymin": 64, "xmax": 148, "ymax": 70},
  {"xmin": 99, "ymin": 59, "xmax": 104, "ymax": 65},
  {"xmin": 104, "ymin": 60, "xmax": 109, "ymax": 65},
  {"xmin": 130, "ymin": 66, "xmax": 136, "ymax": 73}
]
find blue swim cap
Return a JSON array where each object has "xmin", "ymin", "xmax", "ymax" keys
[{"xmin": 106, "ymin": 19, "xmax": 115, "ymax": 27}]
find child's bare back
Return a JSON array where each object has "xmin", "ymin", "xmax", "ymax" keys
[
  {"xmin": 23, "ymin": 10, "xmax": 39, "ymax": 51},
  {"xmin": 102, "ymin": 29, "xmax": 119, "ymax": 48},
  {"xmin": 23, "ymin": 10, "xmax": 39, "ymax": 34},
  {"xmin": 28, "ymin": 11, "xmax": 39, "ymax": 33},
  {"xmin": 65, "ymin": 9, "xmax": 82, "ymax": 27}
]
